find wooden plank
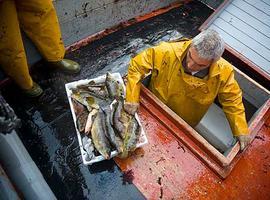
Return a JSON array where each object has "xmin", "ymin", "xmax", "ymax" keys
[
  {"xmin": 243, "ymin": 0, "xmax": 270, "ymax": 16},
  {"xmin": 219, "ymin": 10, "xmax": 270, "ymax": 48},
  {"xmin": 225, "ymin": 4, "xmax": 270, "ymax": 37},
  {"xmin": 209, "ymin": 24, "xmax": 270, "ymax": 74},
  {"xmin": 213, "ymin": 18, "xmax": 270, "ymax": 63},
  {"xmin": 232, "ymin": 0, "xmax": 270, "ymax": 26},
  {"xmin": 261, "ymin": 0, "xmax": 270, "ymax": 6}
]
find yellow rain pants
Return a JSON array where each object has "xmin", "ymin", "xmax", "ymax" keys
[
  {"xmin": 126, "ymin": 39, "xmax": 248, "ymax": 136},
  {"xmin": 0, "ymin": 0, "xmax": 65, "ymax": 90}
]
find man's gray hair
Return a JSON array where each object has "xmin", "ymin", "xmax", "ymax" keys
[{"xmin": 191, "ymin": 29, "xmax": 225, "ymax": 61}]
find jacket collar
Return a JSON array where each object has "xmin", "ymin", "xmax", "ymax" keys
[
  {"xmin": 171, "ymin": 39, "xmax": 191, "ymax": 61},
  {"xmin": 208, "ymin": 61, "xmax": 221, "ymax": 78}
]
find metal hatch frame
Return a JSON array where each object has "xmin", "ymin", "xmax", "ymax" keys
[{"xmin": 140, "ymin": 85, "xmax": 270, "ymax": 179}]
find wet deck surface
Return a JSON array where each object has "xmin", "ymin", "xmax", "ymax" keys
[{"xmin": 2, "ymin": 2, "xmax": 212, "ymax": 199}]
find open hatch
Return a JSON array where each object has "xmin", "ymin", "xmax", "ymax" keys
[{"xmin": 141, "ymin": 65, "xmax": 270, "ymax": 178}]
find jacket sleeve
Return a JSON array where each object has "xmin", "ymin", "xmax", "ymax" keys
[
  {"xmin": 218, "ymin": 70, "xmax": 249, "ymax": 136},
  {"xmin": 125, "ymin": 47, "xmax": 155, "ymax": 103}
]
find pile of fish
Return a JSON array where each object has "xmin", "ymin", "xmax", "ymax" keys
[{"xmin": 70, "ymin": 72, "xmax": 141, "ymax": 160}]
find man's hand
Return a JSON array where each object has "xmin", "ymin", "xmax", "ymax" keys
[
  {"xmin": 123, "ymin": 102, "xmax": 139, "ymax": 115},
  {"xmin": 237, "ymin": 135, "xmax": 251, "ymax": 151}
]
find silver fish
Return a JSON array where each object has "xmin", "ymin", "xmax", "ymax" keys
[
  {"xmin": 88, "ymin": 80, "xmax": 106, "ymax": 87},
  {"xmin": 105, "ymin": 72, "xmax": 124, "ymax": 99},
  {"xmin": 103, "ymin": 107, "xmax": 124, "ymax": 153},
  {"xmin": 112, "ymin": 99, "xmax": 125, "ymax": 138},
  {"xmin": 124, "ymin": 116, "xmax": 141, "ymax": 152},
  {"xmin": 91, "ymin": 109, "xmax": 112, "ymax": 159},
  {"xmin": 77, "ymin": 84, "xmax": 109, "ymax": 100},
  {"xmin": 71, "ymin": 92, "xmax": 93, "ymax": 111}
]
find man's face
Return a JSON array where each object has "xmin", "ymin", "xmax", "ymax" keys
[{"xmin": 186, "ymin": 47, "xmax": 212, "ymax": 72}]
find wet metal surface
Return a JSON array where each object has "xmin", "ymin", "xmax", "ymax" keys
[
  {"xmin": 2, "ymin": 2, "xmax": 212, "ymax": 199},
  {"xmin": 115, "ymin": 85, "xmax": 270, "ymax": 199},
  {"xmin": 115, "ymin": 104, "xmax": 208, "ymax": 199}
]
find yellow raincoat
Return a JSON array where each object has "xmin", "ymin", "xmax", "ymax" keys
[
  {"xmin": 0, "ymin": 0, "xmax": 65, "ymax": 90},
  {"xmin": 126, "ymin": 39, "xmax": 248, "ymax": 136}
]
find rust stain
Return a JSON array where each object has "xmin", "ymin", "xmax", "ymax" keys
[
  {"xmin": 121, "ymin": 169, "xmax": 134, "ymax": 185},
  {"xmin": 156, "ymin": 157, "xmax": 166, "ymax": 165},
  {"xmin": 255, "ymin": 135, "xmax": 265, "ymax": 141},
  {"xmin": 159, "ymin": 187, "xmax": 163, "ymax": 199},
  {"xmin": 114, "ymin": 89, "xmax": 270, "ymax": 199}
]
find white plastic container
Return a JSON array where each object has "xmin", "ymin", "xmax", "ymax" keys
[{"xmin": 65, "ymin": 73, "xmax": 148, "ymax": 165}]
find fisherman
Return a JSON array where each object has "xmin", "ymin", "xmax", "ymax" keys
[
  {"xmin": 0, "ymin": 0, "xmax": 80, "ymax": 97},
  {"xmin": 124, "ymin": 29, "xmax": 251, "ymax": 151}
]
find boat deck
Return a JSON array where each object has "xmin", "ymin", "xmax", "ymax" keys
[{"xmin": 1, "ymin": 1, "xmax": 269, "ymax": 199}]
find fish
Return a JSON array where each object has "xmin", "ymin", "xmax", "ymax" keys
[
  {"xmin": 77, "ymin": 84, "xmax": 109, "ymax": 100},
  {"xmin": 88, "ymin": 80, "xmax": 106, "ymax": 87},
  {"xmin": 112, "ymin": 99, "xmax": 125, "ymax": 138},
  {"xmin": 82, "ymin": 136, "xmax": 95, "ymax": 160},
  {"xmin": 71, "ymin": 98, "xmax": 86, "ymax": 116},
  {"xmin": 85, "ymin": 96, "xmax": 99, "ymax": 110},
  {"xmin": 71, "ymin": 92, "xmax": 93, "ymax": 111},
  {"xmin": 76, "ymin": 109, "xmax": 89, "ymax": 133},
  {"xmin": 72, "ymin": 97, "xmax": 89, "ymax": 133},
  {"xmin": 119, "ymin": 106, "xmax": 131, "ymax": 124},
  {"xmin": 105, "ymin": 72, "xmax": 124, "ymax": 99},
  {"xmin": 71, "ymin": 91, "xmax": 100, "ymax": 111},
  {"xmin": 124, "ymin": 116, "xmax": 141, "ymax": 152},
  {"xmin": 103, "ymin": 107, "xmax": 124, "ymax": 153},
  {"xmin": 84, "ymin": 109, "xmax": 98, "ymax": 135},
  {"xmin": 91, "ymin": 109, "xmax": 112, "ymax": 159},
  {"xmin": 71, "ymin": 86, "xmax": 87, "ymax": 94}
]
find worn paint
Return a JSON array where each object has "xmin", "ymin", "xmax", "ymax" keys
[
  {"xmin": 115, "ymin": 105, "xmax": 208, "ymax": 199},
  {"xmin": 115, "ymin": 92, "xmax": 270, "ymax": 199}
]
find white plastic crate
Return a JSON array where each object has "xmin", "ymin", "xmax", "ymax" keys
[{"xmin": 65, "ymin": 73, "xmax": 148, "ymax": 165}]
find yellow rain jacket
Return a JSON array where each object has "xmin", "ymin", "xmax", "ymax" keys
[
  {"xmin": 0, "ymin": 0, "xmax": 65, "ymax": 90},
  {"xmin": 126, "ymin": 39, "xmax": 248, "ymax": 136}
]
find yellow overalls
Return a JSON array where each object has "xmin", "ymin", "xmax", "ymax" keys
[{"xmin": 0, "ymin": 0, "xmax": 65, "ymax": 89}]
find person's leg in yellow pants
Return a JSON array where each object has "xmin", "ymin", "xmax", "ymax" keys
[
  {"xmin": 16, "ymin": 0, "xmax": 65, "ymax": 62},
  {"xmin": 0, "ymin": 0, "xmax": 33, "ymax": 90},
  {"xmin": 0, "ymin": 0, "xmax": 66, "ymax": 91}
]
